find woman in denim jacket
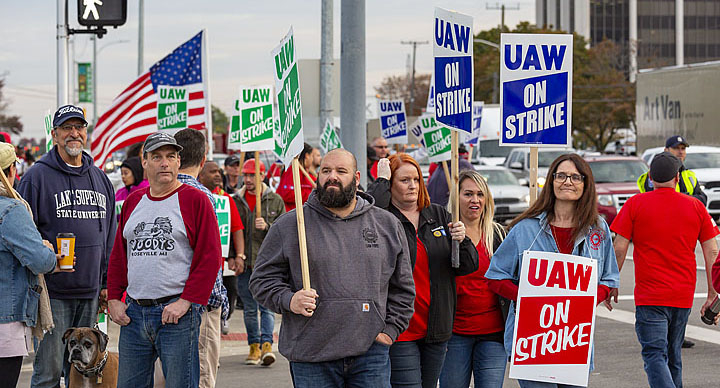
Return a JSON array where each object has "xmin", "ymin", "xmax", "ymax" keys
[
  {"xmin": 485, "ymin": 153, "xmax": 620, "ymax": 388},
  {"xmin": 0, "ymin": 144, "xmax": 61, "ymax": 388}
]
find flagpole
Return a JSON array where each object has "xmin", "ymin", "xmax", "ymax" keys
[{"xmin": 202, "ymin": 29, "xmax": 213, "ymax": 156}]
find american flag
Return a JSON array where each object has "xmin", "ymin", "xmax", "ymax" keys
[{"xmin": 91, "ymin": 31, "xmax": 209, "ymax": 167}]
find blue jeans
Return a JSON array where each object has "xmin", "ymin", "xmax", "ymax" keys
[
  {"xmin": 439, "ymin": 334, "xmax": 506, "ymax": 388},
  {"xmin": 518, "ymin": 381, "xmax": 582, "ymax": 388},
  {"xmin": 290, "ymin": 342, "xmax": 391, "ymax": 388},
  {"xmin": 117, "ymin": 297, "xmax": 202, "ymax": 388},
  {"xmin": 635, "ymin": 305, "xmax": 691, "ymax": 388},
  {"xmin": 31, "ymin": 298, "xmax": 98, "ymax": 388},
  {"xmin": 237, "ymin": 268, "xmax": 274, "ymax": 344},
  {"xmin": 390, "ymin": 339, "xmax": 448, "ymax": 388}
]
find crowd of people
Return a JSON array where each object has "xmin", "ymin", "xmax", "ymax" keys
[{"xmin": 2, "ymin": 104, "xmax": 720, "ymax": 388}]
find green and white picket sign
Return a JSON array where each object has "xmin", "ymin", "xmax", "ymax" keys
[
  {"xmin": 229, "ymin": 85, "xmax": 275, "ymax": 151},
  {"xmin": 44, "ymin": 111, "xmax": 53, "ymax": 153},
  {"xmin": 157, "ymin": 85, "xmax": 189, "ymax": 130},
  {"xmin": 229, "ymin": 100, "xmax": 241, "ymax": 150},
  {"xmin": 319, "ymin": 119, "xmax": 342, "ymax": 154},
  {"xmin": 273, "ymin": 115, "xmax": 283, "ymax": 161},
  {"xmin": 115, "ymin": 201, "xmax": 123, "ymax": 220},
  {"xmin": 213, "ymin": 194, "xmax": 231, "ymax": 258},
  {"xmin": 421, "ymin": 114, "xmax": 453, "ymax": 163},
  {"xmin": 97, "ymin": 312, "xmax": 107, "ymax": 334},
  {"xmin": 271, "ymin": 27, "xmax": 304, "ymax": 166}
]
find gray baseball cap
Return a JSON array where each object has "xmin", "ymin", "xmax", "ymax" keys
[{"xmin": 143, "ymin": 132, "xmax": 184, "ymax": 153}]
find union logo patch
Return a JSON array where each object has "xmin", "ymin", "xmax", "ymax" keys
[{"xmin": 588, "ymin": 229, "xmax": 604, "ymax": 250}]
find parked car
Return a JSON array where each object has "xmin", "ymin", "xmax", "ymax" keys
[
  {"xmin": 584, "ymin": 155, "xmax": 648, "ymax": 225},
  {"xmin": 641, "ymin": 146, "xmax": 720, "ymax": 220},
  {"xmin": 475, "ymin": 166, "xmax": 530, "ymax": 224},
  {"xmin": 471, "ymin": 139, "xmax": 511, "ymax": 166},
  {"xmin": 503, "ymin": 147, "xmax": 576, "ymax": 188}
]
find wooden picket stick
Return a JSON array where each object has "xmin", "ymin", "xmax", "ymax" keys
[
  {"xmin": 239, "ymin": 151, "xmax": 246, "ymax": 165},
  {"xmin": 298, "ymin": 164, "xmax": 317, "ymax": 188},
  {"xmin": 291, "ymin": 158, "xmax": 312, "ymax": 292},
  {"xmin": 441, "ymin": 161, "xmax": 452, "ymax": 193},
  {"xmin": 450, "ymin": 131, "xmax": 460, "ymax": 268},
  {"xmin": 254, "ymin": 151, "xmax": 262, "ymax": 214},
  {"xmin": 529, "ymin": 147, "xmax": 539, "ymax": 205}
]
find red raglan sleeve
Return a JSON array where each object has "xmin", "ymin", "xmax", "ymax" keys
[
  {"xmin": 179, "ymin": 188, "xmax": 223, "ymax": 304},
  {"xmin": 107, "ymin": 191, "xmax": 144, "ymax": 301}
]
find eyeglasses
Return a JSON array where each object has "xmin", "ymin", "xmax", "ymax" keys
[
  {"xmin": 553, "ymin": 172, "xmax": 585, "ymax": 184},
  {"xmin": 56, "ymin": 124, "xmax": 88, "ymax": 131}
]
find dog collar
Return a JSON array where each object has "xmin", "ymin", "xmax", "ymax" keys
[{"xmin": 73, "ymin": 350, "xmax": 108, "ymax": 383}]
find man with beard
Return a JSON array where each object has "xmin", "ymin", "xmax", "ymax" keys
[
  {"xmin": 19, "ymin": 105, "xmax": 117, "ymax": 388},
  {"xmin": 250, "ymin": 149, "xmax": 415, "ymax": 387}
]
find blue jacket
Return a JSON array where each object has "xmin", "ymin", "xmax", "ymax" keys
[
  {"xmin": 0, "ymin": 197, "xmax": 57, "ymax": 326},
  {"xmin": 17, "ymin": 147, "xmax": 116, "ymax": 299},
  {"xmin": 485, "ymin": 212, "xmax": 620, "ymax": 367}
]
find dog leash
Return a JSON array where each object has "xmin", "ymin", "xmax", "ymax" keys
[{"xmin": 73, "ymin": 350, "xmax": 109, "ymax": 384}]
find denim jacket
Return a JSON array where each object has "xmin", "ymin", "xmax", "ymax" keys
[
  {"xmin": 0, "ymin": 197, "xmax": 57, "ymax": 327},
  {"xmin": 485, "ymin": 211, "xmax": 620, "ymax": 368}
]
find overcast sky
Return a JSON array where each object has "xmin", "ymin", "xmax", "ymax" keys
[{"xmin": 1, "ymin": 1, "xmax": 535, "ymax": 140}]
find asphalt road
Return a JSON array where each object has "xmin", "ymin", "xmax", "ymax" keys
[{"xmin": 17, "ymin": 241, "xmax": 720, "ymax": 387}]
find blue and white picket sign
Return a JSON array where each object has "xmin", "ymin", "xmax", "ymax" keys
[
  {"xmin": 500, "ymin": 34, "xmax": 573, "ymax": 147},
  {"xmin": 433, "ymin": 7, "xmax": 473, "ymax": 134},
  {"xmin": 426, "ymin": 72, "xmax": 436, "ymax": 113},
  {"xmin": 378, "ymin": 99, "xmax": 408, "ymax": 144},
  {"xmin": 409, "ymin": 118, "xmax": 425, "ymax": 148},
  {"xmin": 465, "ymin": 101, "xmax": 484, "ymax": 145}
]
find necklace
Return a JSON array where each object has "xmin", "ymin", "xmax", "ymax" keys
[{"xmin": 550, "ymin": 225, "xmax": 567, "ymax": 253}]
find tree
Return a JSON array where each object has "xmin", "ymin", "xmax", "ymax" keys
[
  {"xmin": 0, "ymin": 77, "xmax": 23, "ymax": 135},
  {"xmin": 374, "ymin": 73, "xmax": 431, "ymax": 117},
  {"xmin": 472, "ymin": 22, "xmax": 635, "ymax": 151},
  {"xmin": 212, "ymin": 105, "xmax": 229, "ymax": 134}
]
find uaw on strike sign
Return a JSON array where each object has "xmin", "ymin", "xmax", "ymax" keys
[
  {"xmin": 500, "ymin": 34, "xmax": 572, "ymax": 147},
  {"xmin": 510, "ymin": 251, "xmax": 597, "ymax": 386}
]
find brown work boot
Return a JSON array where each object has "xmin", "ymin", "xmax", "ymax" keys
[
  {"xmin": 246, "ymin": 343, "xmax": 261, "ymax": 365},
  {"xmin": 261, "ymin": 342, "xmax": 276, "ymax": 366}
]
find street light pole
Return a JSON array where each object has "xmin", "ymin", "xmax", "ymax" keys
[
  {"xmin": 92, "ymin": 39, "xmax": 130, "ymax": 130},
  {"xmin": 138, "ymin": 0, "xmax": 144, "ymax": 75}
]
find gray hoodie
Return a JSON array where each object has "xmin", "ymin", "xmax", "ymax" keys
[{"xmin": 250, "ymin": 191, "xmax": 415, "ymax": 363}]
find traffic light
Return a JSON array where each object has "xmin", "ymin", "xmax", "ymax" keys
[{"xmin": 77, "ymin": 0, "xmax": 127, "ymax": 28}]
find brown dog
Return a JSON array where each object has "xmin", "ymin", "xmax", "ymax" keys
[{"xmin": 63, "ymin": 327, "xmax": 119, "ymax": 388}]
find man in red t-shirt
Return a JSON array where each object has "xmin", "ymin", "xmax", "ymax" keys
[{"xmin": 610, "ymin": 152, "xmax": 719, "ymax": 388}]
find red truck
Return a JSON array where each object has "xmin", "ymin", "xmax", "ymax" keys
[{"xmin": 584, "ymin": 155, "xmax": 648, "ymax": 225}]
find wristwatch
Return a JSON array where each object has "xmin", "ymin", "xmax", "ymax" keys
[{"xmin": 236, "ymin": 254, "xmax": 246, "ymax": 261}]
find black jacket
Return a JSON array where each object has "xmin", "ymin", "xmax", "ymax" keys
[{"xmin": 367, "ymin": 178, "xmax": 479, "ymax": 343}]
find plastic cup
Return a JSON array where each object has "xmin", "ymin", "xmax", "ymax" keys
[{"xmin": 56, "ymin": 233, "xmax": 76, "ymax": 269}]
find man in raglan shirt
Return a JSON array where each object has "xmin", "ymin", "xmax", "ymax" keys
[
  {"xmin": 107, "ymin": 132, "xmax": 222, "ymax": 387},
  {"xmin": 18, "ymin": 105, "xmax": 117, "ymax": 388}
]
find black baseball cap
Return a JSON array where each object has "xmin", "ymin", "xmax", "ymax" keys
[
  {"xmin": 224, "ymin": 154, "xmax": 241, "ymax": 166},
  {"xmin": 143, "ymin": 132, "xmax": 183, "ymax": 153},
  {"xmin": 665, "ymin": 135, "xmax": 689, "ymax": 148},
  {"xmin": 53, "ymin": 105, "xmax": 88, "ymax": 127},
  {"xmin": 649, "ymin": 152, "xmax": 681, "ymax": 183}
]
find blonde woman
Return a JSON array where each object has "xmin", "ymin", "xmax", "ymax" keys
[{"xmin": 440, "ymin": 170, "xmax": 507, "ymax": 388}]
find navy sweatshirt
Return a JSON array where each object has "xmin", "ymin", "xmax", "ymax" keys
[{"xmin": 18, "ymin": 147, "xmax": 117, "ymax": 299}]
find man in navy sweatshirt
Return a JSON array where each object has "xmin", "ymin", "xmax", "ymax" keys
[{"xmin": 18, "ymin": 105, "xmax": 117, "ymax": 388}]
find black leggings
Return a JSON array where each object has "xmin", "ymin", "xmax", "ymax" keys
[
  {"xmin": 0, "ymin": 356, "xmax": 23, "ymax": 388},
  {"xmin": 223, "ymin": 275, "xmax": 238, "ymax": 319}
]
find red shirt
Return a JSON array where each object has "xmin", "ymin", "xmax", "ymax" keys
[
  {"xmin": 551, "ymin": 225, "xmax": 574, "ymax": 254},
  {"xmin": 276, "ymin": 167, "xmax": 315, "ymax": 211},
  {"xmin": 211, "ymin": 187, "xmax": 244, "ymax": 233},
  {"xmin": 245, "ymin": 191, "xmax": 256, "ymax": 213},
  {"xmin": 611, "ymin": 187, "xmax": 719, "ymax": 308},
  {"xmin": 453, "ymin": 240, "xmax": 504, "ymax": 335},
  {"xmin": 398, "ymin": 237, "xmax": 431, "ymax": 342}
]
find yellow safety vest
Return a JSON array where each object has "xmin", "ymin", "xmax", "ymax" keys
[{"xmin": 637, "ymin": 169, "xmax": 698, "ymax": 195}]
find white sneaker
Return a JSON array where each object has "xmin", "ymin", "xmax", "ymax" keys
[{"xmin": 221, "ymin": 320, "xmax": 230, "ymax": 335}]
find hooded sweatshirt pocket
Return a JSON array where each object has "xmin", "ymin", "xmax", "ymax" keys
[{"xmin": 285, "ymin": 298, "xmax": 385, "ymax": 362}]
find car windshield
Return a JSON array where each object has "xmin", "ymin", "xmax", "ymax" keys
[
  {"xmin": 539, "ymin": 151, "xmax": 572, "ymax": 167},
  {"xmin": 472, "ymin": 140, "xmax": 512, "ymax": 159},
  {"xmin": 478, "ymin": 169, "xmax": 520, "ymax": 186},
  {"xmin": 589, "ymin": 160, "xmax": 648, "ymax": 183},
  {"xmin": 684, "ymin": 153, "xmax": 720, "ymax": 169}
]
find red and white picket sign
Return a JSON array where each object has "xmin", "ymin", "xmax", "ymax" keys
[{"xmin": 510, "ymin": 250, "xmax": 598, "ymax": 387}]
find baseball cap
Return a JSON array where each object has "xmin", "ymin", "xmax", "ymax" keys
[
  {"xmin": 53, "ymin": 105, "xmax": 88, "ymax": 127},
  {"xmin": 142, "ymin": 132, "xmax": 183, "ymax": 153},
  {"xmin": 367, "ymin": 145, "xmax": 379, "ymax": 161},
  {"xmin": 224, "ymin": 154, "xmax": 241, "ymax": 166},
  {"xmin": 649, "ymin": 151, "xmax": 681, "ymax": 183},
  {"xmin": 665, "ymin": 135, "xmax": 689, "ymax": 148},
  {"xmin": 242, "ymin": 159, "xmax": 266, "ymax": 174},
  {"xmin": 0, "ymin": 143, "xmax": 19, "ymax": 170}
]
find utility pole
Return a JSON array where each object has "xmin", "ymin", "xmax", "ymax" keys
[
  {"xmin": 57, "ymin": 0, "xmax": 69, "ymax": 107},
  {"xmin": 485, "ymin": 2, "xmax": 520, "ymax": 32},
  {"xmin": 138, "ymin": 0, "xmax": 144, "ymax": 75},
  {"xmin": 341, "ymin": 0, "xmax": 367, "ymax": 186},
  {"xmin": 320, "ymin": 0, "xmax": 333, "ymax": 133},
  {"xmin": 92, "ymin": 36, "xmax": 97, "ymax": 131},
  {"xmin": 400, "ymin": 40, "xmax": 428, "ymax": 116}
]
